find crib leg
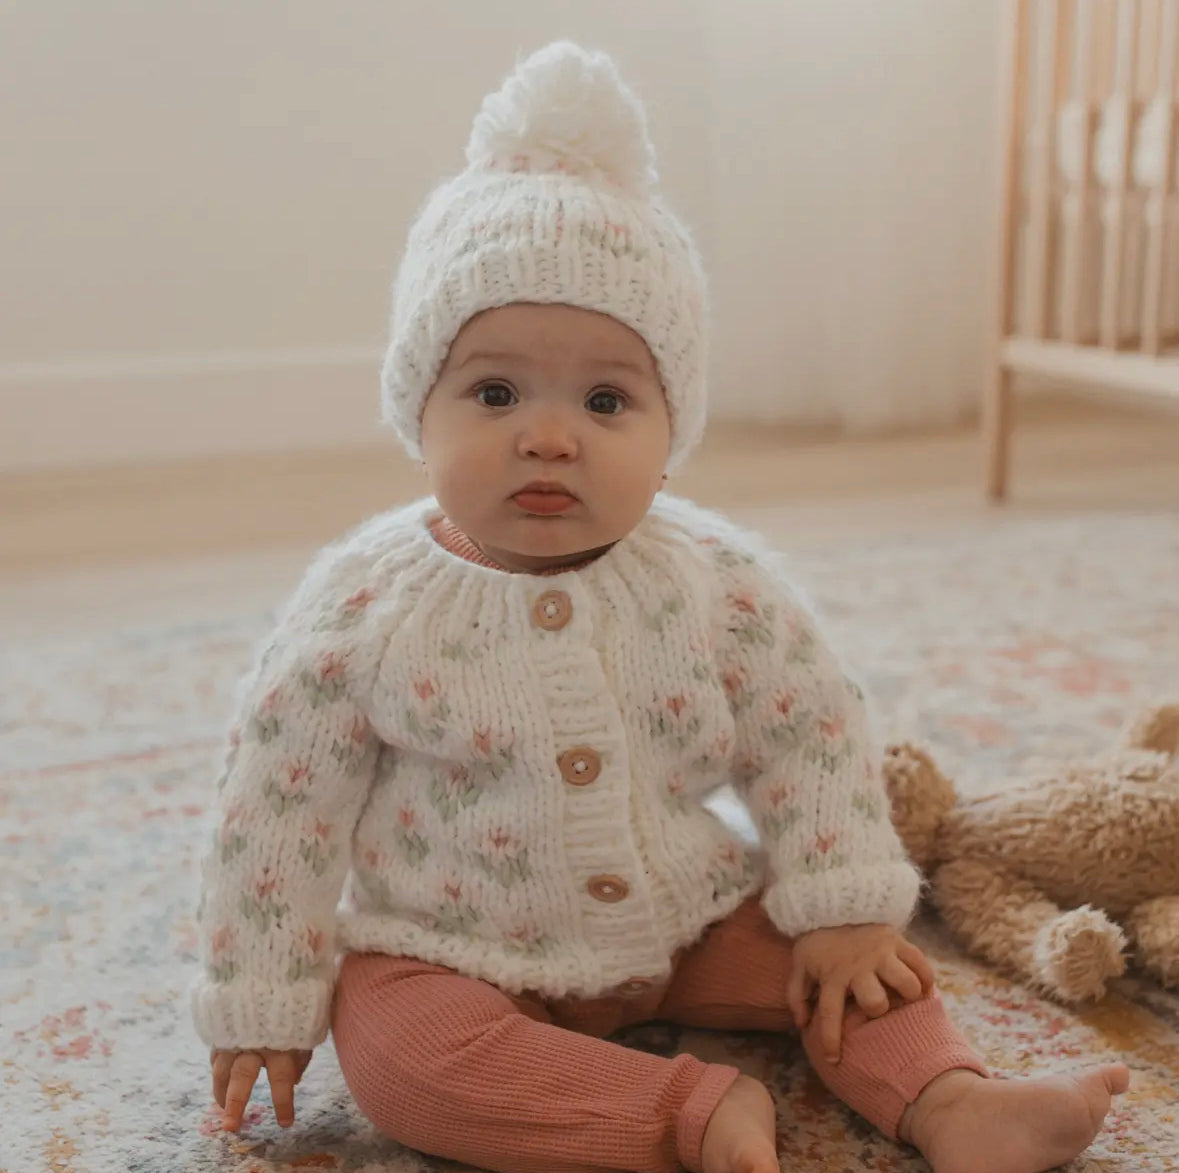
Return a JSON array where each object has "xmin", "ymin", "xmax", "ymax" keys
[{"xmin": 983, "ymin": 364, "xmax": 1014, "ymax": 502}]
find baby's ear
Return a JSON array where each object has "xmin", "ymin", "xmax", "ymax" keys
[{"xmin": 1119, "ymin": 704, "xmax": 1179, "ymax": 759}]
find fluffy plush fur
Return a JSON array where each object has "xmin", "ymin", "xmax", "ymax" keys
[{"xmin": 883, "ymin": 703, "xmax": 1179, "ymax": 1003}]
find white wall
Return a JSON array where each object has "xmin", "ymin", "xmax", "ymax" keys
[{"xmin": 0, "ymin": 0, "xmax": 1000, "ymax": 472}]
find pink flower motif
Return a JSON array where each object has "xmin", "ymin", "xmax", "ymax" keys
[
  {"xmin": 813, "ymin": 833, "xmax": 838, "ymax": 855},
  {"xmin": 63, "ymin": 1006, "xmax": 86, "ymax": 1030},
  {"xmin": 722, "ymin": 670, "xmax": 745, "ymax": 698},
  {"xmin": 774, "ymin": 692, "xmax": 797, "ymax": 717},
  {"xmin": 363, "ymin": 847, "xmax": 381, "ymax": 869},
  {"xmin": 667, "ymin": 773, "xmax": 685, "ymax": 796},
  {"xmin": 260, "ymin": 687, "xmax": 281, "ymax": 713},
  {"xmin": 312, "ymin": 819, "xmax": 332, "ymax": 842},
  {"xmin": 344, "ymin": 586, "xmax": 377, "ymax": 613},
  {"xmin": 305, "ymin": 927, "xmax": 324, "ymax": 958},
  {"xmin": 697, "ymin": 536, "xmax": 719, "ymax": 546},
  {"xmin": 397, "ymin": 807, "xmax": 416, "ymax": 829},
  {"xmin": 485, "ymin": 827, "xmax": 517, "ymax": 858},
  {"xmin": 735, "ymin": 753, "xmax": 762, "ymax": 780},
  {"xmin": 414, "ymin": 677, "xmax": 436, "ymax": 701},
  {"xmin": 473, "ymin": 728, "xmax": 493, "ymax": 756},
  {"xmin": 319, "ymin": 653, "xmax": 345, "ymax": 682},
  {"xmin": 730, "ymin": 592, "xmax": 758, "ymax": 614},
  {"xmin": 765, "ymin": 784, "xmax": 794, "ymax": 809},
  {"xmin": 443, "ymin": 880, "xmax": 463, "ymax": 902},
  {"xmin": 715, "ymin": 733, "xmax": 732, "ymax": 755},
  {"xmin": 666, "ymin": 694, "xmax": 688, "ymax": 717},
  {"xmin": 717, "ymin": 841, "xmax": 742, "ymax": 867},
  {"xmin": 210, "ymin": 926, "xmax": 234, "ymax": 958},
  {"xmin": 255, "ymin": 869, "xmax": 278, "ymax": 900},
  {"xmin": 227, "ymin": 727, "xmax": 242, "ymax": 750},
  {"xmin": 818, "ymin": 716, "xmax": 846, "ymax": 739},
  {"xmin": 450, "ymin": 765, "xmax": 470, "ymax": 785},
  {"xmin": 349, "ymin": 716, "xmax": 369, "ymax": 744},
  {"xmin": 285, "ymin": 763, "xmax": 310, "ymax": 790}
]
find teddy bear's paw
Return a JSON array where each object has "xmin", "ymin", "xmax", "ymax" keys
[{"xmin": 1033, "ymin": 907, "xmax": 1127, "ymax": 1003}]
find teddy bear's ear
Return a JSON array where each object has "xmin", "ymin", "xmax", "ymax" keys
[{"xmin": 1120, "ymin": 704, "xmax": 1179, "ymax": 758}]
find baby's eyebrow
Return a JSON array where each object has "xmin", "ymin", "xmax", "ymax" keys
[
  {"xmin": 453, "ymin": 350, "xmax": 524, "ymax": 370},
  {"xmin": 454, "ymin": 350, "xmax": 650, "ymax": 378}
]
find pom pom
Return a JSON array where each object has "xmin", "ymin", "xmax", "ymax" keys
[{"xmin": 466, "ymin": 40, "xmax": 657, "ymax": 193}]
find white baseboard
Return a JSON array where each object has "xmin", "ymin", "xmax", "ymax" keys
[{"xmin": 0, "ymin": 346, "xmax": 388, "ymax": 472}]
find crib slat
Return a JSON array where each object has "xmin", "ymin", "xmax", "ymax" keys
[
  {"xmin": 1139, "ymin": 0, "xmax": 1178, "ymax": 354},
  {"xmin": 1025, "ymin": 0, "xmax": 1061, "ymax": 338},
  {"xmin": 1061, "ymin": 0, "xmax": 1098, "ymax": 342},
  {"xmin": 1099, "ymin": 0, "xmax": 1141, "ymax": 349},
  {"xmin": 985, "ymin": 0, "xmax": 1030, "ymax": 501}
]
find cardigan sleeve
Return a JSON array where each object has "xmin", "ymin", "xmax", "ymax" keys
[
  {"xmin": 706, "ymin": 535, "xmax": 920, "ymax": 938},
  {"xmin": 190, "ymin": 548, "xmax": 383, "ymax": 1051}
]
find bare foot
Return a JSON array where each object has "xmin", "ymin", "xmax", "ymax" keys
[
  {"xmin": 899, "ymin": 1064, "xmax": 1131, "ymax": 1173},
  {"xmin": 699, "ymin": 1074, "xmax": 779, "ymax": 1173}
]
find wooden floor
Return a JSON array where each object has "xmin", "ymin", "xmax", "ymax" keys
[{"xmin": 1, "ymin": 394, "xmax": 1176, "ymax": 639}]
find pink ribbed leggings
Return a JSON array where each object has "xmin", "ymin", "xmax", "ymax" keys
[{"xmin": 331, "ymin": 894, "xmax": 988, "ymax": 1173}]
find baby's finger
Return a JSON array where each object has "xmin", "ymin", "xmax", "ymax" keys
[
  {"xmin": 265, "ymin": 1052, "xmax": 298, "ymax": 1128},
  {"xmin": 881, "ymin": 955, "xmax": 925, "ymax": 1003},
  {"xmin": 816, "ymin": 981, "xmax": 848, "ymax": 1064},
  {"xmin": 222, "ymin": 1052, "xmax": 264, "ymax": 1132},
  {"xmin": 786, "ymin": 969, "xmax": 814, "ymax": 1029},
  {"xmin": 850, "ymin": 971, "xmax": 891, "ymax": 1018},
  {"xmin": 899, "ymin": 942, "xmax": 937, "ymax": 992}
]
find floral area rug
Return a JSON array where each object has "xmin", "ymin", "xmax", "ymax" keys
[{"xmin": 3, "ymin": 510, "xmax": 1178, "ymax": 1172}]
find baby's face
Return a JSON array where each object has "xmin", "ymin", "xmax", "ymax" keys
[{"xmin": 420, "ymin": 303, "xmax": 671, "ymax": 573}]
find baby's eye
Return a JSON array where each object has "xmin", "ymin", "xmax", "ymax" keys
[
  {"xmin": 475, "ymin": 382, "xmax": 516, "ymax": 408},
  {"xmin": 587, "ymin": 388, "xmax": 626, "ymax": 415}
]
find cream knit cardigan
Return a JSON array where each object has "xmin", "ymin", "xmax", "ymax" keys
[{"xmin": 191, "ymin": 493, "xmax": 919, "ymax": 1050}]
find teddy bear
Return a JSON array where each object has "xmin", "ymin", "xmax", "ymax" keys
[{"xmin": 881, "ymin": 703, "xmax": 1179, "ymax": 1004}]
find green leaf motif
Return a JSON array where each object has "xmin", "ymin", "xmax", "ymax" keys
[
  {"xmin": 396, "ymin": 829, "xmax": 431, "ymax": 867},
  {"xmin": 642, "ymin": 595, "xmax": 684, "ymax": 633},
  {"xmin": 219, "ymin": 832, "xmax": 248, "ymax": 864},
  {"xmin": 300, "ymin": 669, "xmax": 347, "ymax": 708},
  {"xmin": 239, "ymin": 893, "xmax": 290, "ymax": 933},
  {"xmin": 263, "ymin": 781, "xmax": 309, "ymax": 817},
  {"xmin": 851, "ymin": 791, "xmax": 883, "ymax": 820},
  {"xmin": 298, "ymin": 839, "xmax": 337, "ymax": 877},
  {"xmin": 428, "ymin": 773, "xmax": 484, "ymax": 822},
  {"xmin": 246, "ymin": 713, "xmax": 281, "ymax": 744},
  {"xmin": 760, "ymin": 806, "xmax": 802, "ymax": 841},
  {"xmin": 473, "ymin": 847, "xmax": 532, "ymax": 887}
]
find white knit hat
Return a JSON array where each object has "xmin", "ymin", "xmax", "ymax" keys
[{"xmin": 380, "ymin": 40, "xmax": 709, "ymax": 475}]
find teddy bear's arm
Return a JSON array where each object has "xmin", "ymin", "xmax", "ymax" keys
[
  {"xmin": 1125, "ymin": 895, "xmax": 1179, "ymax": 988},
  {"xmin": 933, "ymin": 857, "xmax": 1126, "ymax": 1003}
]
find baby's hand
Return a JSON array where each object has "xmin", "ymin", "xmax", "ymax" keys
[
  {"xmin": 786, "ymin": 924, "xmax": 936, "ymax": 1065},
  {"xmin": 210, "ymin": 1047, "xmax": 313, "ymax": 1131}
]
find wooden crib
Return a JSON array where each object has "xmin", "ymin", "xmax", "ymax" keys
[{"xmin": 986, "ymin": 0, "xmax": 1179, "ymax": 499}]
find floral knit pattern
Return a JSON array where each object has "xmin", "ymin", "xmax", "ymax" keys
[{"xmin": 191, "ymin": 493, "xmax": 919, "ymax": 1051}]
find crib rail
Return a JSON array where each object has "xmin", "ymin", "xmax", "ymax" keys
[{"xmin": 987, "ymin": 0, "xmax": 1179, "ymax": 500}]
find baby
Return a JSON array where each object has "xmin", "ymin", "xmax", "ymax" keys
[{"xmin": 193, "ymin": 41, "xmax": 1129, "ymax": 1173}]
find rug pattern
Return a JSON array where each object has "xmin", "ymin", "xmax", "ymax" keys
[{"xmin": 3, "ymin": 512, "xmax": 1178, "ymax": 1172}]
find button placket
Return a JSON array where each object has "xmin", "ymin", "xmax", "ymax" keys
[
  {"xmin": 531, "ymin": 589, "xmax": 572, "ymax": 631},
  {"xmin": 558, "ymin": 746, "xmax": 602, "ymax": 786},
  {"xmin": 587, "ymin": 874, "xmax": 629, "ymax": 902}
]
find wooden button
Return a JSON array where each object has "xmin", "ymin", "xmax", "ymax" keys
[
  {"xmin": 587, "ymin": 874, "xmax": 629, "ymax": 902},
  {"xmin": 531, "ymin": 590, "xmax": 572, "ymax": 631},
  {"xmin": 558, "ymin": 747, "xmax": 601, "ymax": 786},
  {"xmin": 618, "ymin": 978, "xmax": 654, "ymax": 996}
]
